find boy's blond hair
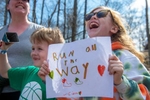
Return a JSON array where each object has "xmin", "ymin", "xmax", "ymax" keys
[{"xmin": 30, "ymin": 27, "xmax": 65, "ymax": 44}]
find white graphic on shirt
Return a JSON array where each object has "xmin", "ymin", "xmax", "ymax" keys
[{"xmin": 19, "ymin": 81, "xmax": 42, "ymax": 100}]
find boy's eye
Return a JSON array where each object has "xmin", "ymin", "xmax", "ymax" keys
[
  {"xmin": 32, "ymin": 48, "xmax": 35, "ymax": 50},
  {"xmin": 38, "ymin": 48, "xmax": 43, "ymax": 50}
]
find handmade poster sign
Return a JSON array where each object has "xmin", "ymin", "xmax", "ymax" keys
[{"xmin": 46, "ymin": 37, "xmax": 113, "ymax": 98}]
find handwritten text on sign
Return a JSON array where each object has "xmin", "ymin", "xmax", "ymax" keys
[{"xmin": 46, "ymin": 37, "xmax": 113, "ymax": 98}]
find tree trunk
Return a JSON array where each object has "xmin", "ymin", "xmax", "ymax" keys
[
  {"xmin": 145, "ymin": 0, "xmax": 150, "ymax": 66},
  {"xmin": 4, "ymin": 0, "xmax": 8, "ymax": 25},
  {"xmin": 63, "ymin": 0, "xmax": 66, "ymax": 38},
  {"xmin": 83, "ymin": 0, "xmax": 87, "ymax": 39},
  {"xmin": 40, "ymin": 0, "xmax": 45, "ymax": 25},
  {"xmin": 48, "ymin": 2, "xmax": 58, "ymax": 27},
  {"xmin": 57, "ymin": 0, "xmax": 61, "ymax": 27},
  {"xmin": 32, "ymin": 0, "xmax": 37, "ymax": 23},
  {"xmin": 71, "ymin": 0, "xmax": 77, "ymax": 41}
]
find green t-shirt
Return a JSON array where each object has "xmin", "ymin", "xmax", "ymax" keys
[{"xmin": 8, "ymin": 66, "xmax": 56, "ymax": 100}]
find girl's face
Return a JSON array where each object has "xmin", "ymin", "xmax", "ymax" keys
[
  {"xmin": 31, "ymin": 41, "xmax": 49, "ymax": 67},
  {"xmin": 7, "ymin": 0, "xmax": 30, "ymax": 16},
  {"xmin": 85, "ymin": 8, "xmax": 115, "ymax": 38}
]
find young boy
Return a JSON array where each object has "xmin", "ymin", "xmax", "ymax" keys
[{"xmin": 0, "ymin": 27, "xmax": 65, "ymax": 100}]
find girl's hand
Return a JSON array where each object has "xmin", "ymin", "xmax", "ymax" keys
[
  {"xmin": 108, "ymin": 55, "xmax": 124, "ymax": 85},
  {"xmin": 38, "ymin": 60, "xmax": 50, "ymax": 81}
]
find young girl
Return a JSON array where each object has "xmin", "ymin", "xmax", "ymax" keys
[
  {"xmin": 0, "ymin": 27, "xmax": 64, "ymax": 100},
  {"xmin": 38, "ymin": 6, "xmax": 150, "ymax": 100},
  {"xmin": 84, "ymin": 6, "xmax": 150, "ymax": 100}
]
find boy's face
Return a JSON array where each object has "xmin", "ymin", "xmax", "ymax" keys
[{"xmin": 31, "ymin": 40, "xmax": 49, "ymax": 67}]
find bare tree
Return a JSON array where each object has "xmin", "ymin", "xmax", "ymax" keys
[
  {"xmin": 32, "ymin": 0, "xmax": 37, "ymax": 23},
  {"xmin": 83, "ymin": 0, "xmax": 87, "ymax": 39},
  {"xmin": 145, "ymin": 0, "xmax": 150, "ymax": 65},
  {"xmin": 71, "ymin": 0, "xmax": 77, "ymax": 41},
  {"xmin": 4, "ymin": 0, "xmax": 8, "ymax": 25},
  {"xmin": 46, "ymin": 2, "xmax": 58, "ymax": 27},
  {"xmin": 0, "ymin": 0, "xmax": 148, "ymax": 54},
  {"xmin": 57, "ymin": 0, "xmax": 61, "ymax": 27},
  {"xmin": 40, "ymin": 0, "xmax": 45, "ymax": 25},
  {"xmin": 63, "ymin": 0, "xmax": 66, "ymax": 38}
]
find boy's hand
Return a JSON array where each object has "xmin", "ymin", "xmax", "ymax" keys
[{"xmin": 38, "ymin": 60, "xmax": 50, "ymax": 82}]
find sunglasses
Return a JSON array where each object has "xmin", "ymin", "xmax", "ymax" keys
[{"xmin": 85, "ymin": 10, "xmax": 112, "ymax": 21}]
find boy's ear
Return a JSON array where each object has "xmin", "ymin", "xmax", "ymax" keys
[{"xmin": 110, "ymin": 25, "xmax": 119, "ymax": 34}]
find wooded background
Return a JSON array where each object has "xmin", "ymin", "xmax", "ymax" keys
[{"xmin": 0, "ymin": 0, "xmax": 150, "ymax": 66}]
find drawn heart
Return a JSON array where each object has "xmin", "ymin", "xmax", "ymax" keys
[
  {"xmin": 49, "ymin": 71, "xmax": 54, "ymax": 79},
  {"xmin": 97, "ymin": 65, "xmax": 105, "ymax": 76}
]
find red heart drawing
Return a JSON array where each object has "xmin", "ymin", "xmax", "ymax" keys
[{"xmin": 97, "ymin": 65, "xmax": 105, "ymax": 76}]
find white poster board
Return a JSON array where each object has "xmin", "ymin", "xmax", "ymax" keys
[{"xmin": 46, "ymin": 37, "xmax": 113, "ymax": 98}]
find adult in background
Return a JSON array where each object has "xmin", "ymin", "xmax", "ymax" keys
[{"xmin": 0, "ymin": 0, "xmax": 43, "ymax": 99}]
